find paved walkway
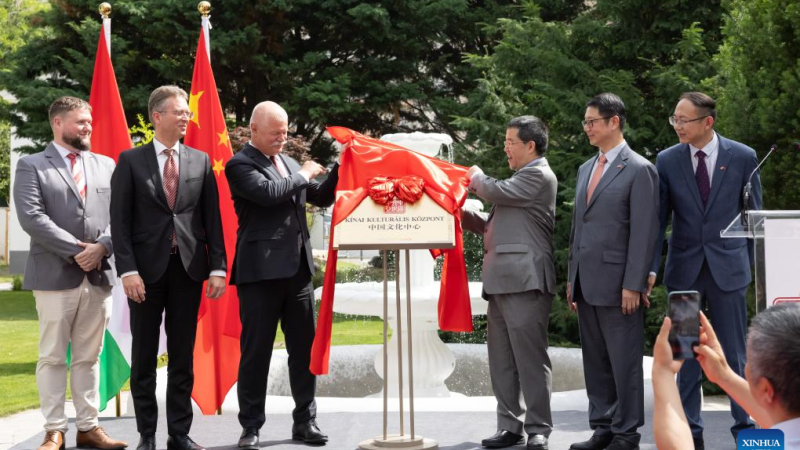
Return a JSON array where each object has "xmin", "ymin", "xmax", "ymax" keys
[{"xmin": 3, "ymin": 395, "xmax": 736, "ymax": 450}]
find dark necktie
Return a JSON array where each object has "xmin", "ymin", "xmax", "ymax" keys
[
  {"xmin": 695, "ymin": 150, "xmax": 710, "ymax": 207},
  {"xmin": 163, "ymin": 148, "xmax": 179, "ymax": 247}
]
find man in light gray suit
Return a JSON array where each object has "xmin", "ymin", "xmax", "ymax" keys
[
  {"xmin": 463, "ymin": 116, "xmax": 557, "ymax": 450},
  {"xmin": 13, "ymin": 97, "xmax": 127, "ymax": 450},
  {"xmin": 567, "ymin": 93, "xmax": 659, "ymax": 450}
]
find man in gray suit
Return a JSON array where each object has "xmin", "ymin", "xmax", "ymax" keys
[
  {"xmin": 13, "ymin": 97, "xmax": 127, "ymax": 450},
  {"xmin": 567, "ymin": 93, "xmax": 659, "ymax": 450},
  {"xmin": 463, "ymin": 115, "xmax": 557, "ymax": 450}
]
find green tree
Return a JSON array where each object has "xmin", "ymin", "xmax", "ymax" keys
[
  {"xmin": 2, "ymin": 0, "xmax": 518, "ymax": 160},
  {"xmin": 452, "ymin": 0, "xmax": 723, "ymax": 347},
  {"xmin": 711, "ymin": 0, "xmax": 800, "ymax": 209}
]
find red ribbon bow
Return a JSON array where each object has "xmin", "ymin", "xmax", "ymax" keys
[{"xmin": 367, "ymin": 175, "xmax": 425, "ymax": 205}]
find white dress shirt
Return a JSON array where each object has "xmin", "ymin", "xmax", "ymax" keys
[
  {"xmin": 773, "ymin": 417, "xmax": 800, "ymax": 450},
  {"xmin": 121, "ymin": 138, "xmax": 225, "ymax": 280},
  {"xmin": 588, "ymin": 140, "xmax": 627, "ymax": 182},
  {"xmin": 53, "ymin": 141, "xmax": 86, "ymax": 180},
  {"xmin": 689, "ymin": 132, "xmax": 719, "ymax": 184}
]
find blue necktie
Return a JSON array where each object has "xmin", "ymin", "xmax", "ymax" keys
[{"xmin": 696, "ymin": 150, "xmax": 710, "ymax": 207}]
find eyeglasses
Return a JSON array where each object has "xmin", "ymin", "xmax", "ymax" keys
[
  {"xmin": 581, "ymin": 116, "xmax": 612, "ymax": 129},
  {"xmin": 158, "ymin": 110, "xmax": 195, "ymax": 119},
  {"xmin": 669, "ymin": 115, "xmax": 708, "ymax": 126},
  {"xmin": 503, "ymin": 140, "xmax": 529, "ymax": 147}
]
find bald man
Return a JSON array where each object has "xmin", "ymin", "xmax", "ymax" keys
[{"xmin": 225, "ymin": 102, "xmax": 339, "ymax": 447}]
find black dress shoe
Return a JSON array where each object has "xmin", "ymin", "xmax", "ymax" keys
[
  {"xmin": 569, "ymin": 435, "xmax": 613, "ymax": 450},
  {"xmin": 693, "ymin": 437, "xmax": 704, "ymax": 450},
  {"xmin": 526, "ymin": 434, "xmax": 549, "ymax": 450},
  {"xmin": 604, "ymin": 437, "xmax": 639, "ymax": 450},
  {"xmin": 238, "ymin": 428, "xmax": 259, "ymax": 450},
  {"xmin": 481, "ymin": 430, "xmax": 524, "ymax": 448},
  {"xmin": 291, "ymin": 420, "xmax": 328, "ymax": 445},
  {"xmin": 166, "ymin": 435, "xmax": 205, "ymax": 450},
  {"xmin": 136, "ymin": 435, "xmax": 155, "ymax": 450}
]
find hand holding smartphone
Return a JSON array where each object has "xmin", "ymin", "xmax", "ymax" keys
[{"xmin": 667, "ymin": 290, "xmax": 701, "ymax": 360}]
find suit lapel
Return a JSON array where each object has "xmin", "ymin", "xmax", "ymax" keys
[
  {"xmin": 144, "ymin": 143, "xmax": 171, "ymax": 211},
  {"xmin": 677, "ymin": 144, "xmax": 705, "ymax": 212},
  {"xmin": 83, "ymin": 152, "xmax": 99, "ymax": 204},
  {"xmin": 586, "ymin": 146, "xmax": 629, "ymax": 210},
  {"xmin": 576, "ymin": 161, "xmax": 591, "ymax": 216},
  {"xmin": 44, "ymin": 144, "xmax": 83, "ymax": 205},
  {"xmin": 175, "ymin": 144, "xmax": 191, "ymax": 211},
  {"xmin": 705, "ymin": 137, "xmax": 732, "ymax": 213}
]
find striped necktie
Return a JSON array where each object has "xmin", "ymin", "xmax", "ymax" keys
[{"xmin": 66, "ymin": 152, "xmax": 86, "ymax": 201}]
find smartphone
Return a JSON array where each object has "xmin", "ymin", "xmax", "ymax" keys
[{"xmin": 667, "ymin": 290, "xmax": 701, "ymax": 360}]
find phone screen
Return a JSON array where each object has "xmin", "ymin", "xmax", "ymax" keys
[{"xmin": 668, "ymin": 290, "xmax": 701, "ymax": 360}]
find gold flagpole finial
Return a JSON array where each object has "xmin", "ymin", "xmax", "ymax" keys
[
  {"xmin": 99, "ymin": 2, "xmax": 111, "ymax": 19},
  {"xmin": 198, "ymin": 1, "xmax": 211, "ymax": 17}
]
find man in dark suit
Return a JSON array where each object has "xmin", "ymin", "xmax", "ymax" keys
[
  {"xmin": 110, "ymin": 85, "xmax": 226, "ymax": 450},
  {"xmin": 567, "ymin": 93, "xmax": 659, "ymax": 450},
  {"xmin": 649, "ymin": 92, "xmax": 760, "ymax": 449},
  {"xmin": 14, "ymin": 96, "xmax": 127, "ymax": 450},
  {"xmin": 225, "ymin": 101, "xmax": 339, "ymax": 448},
  {"xmin": 462, "ymin": 116, "xmax": 557, "ymax": 450}
]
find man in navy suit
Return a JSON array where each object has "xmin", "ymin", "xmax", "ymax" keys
[{"xmin": 650, "ymin": 92, "xmax": 762, "ymax": 449}]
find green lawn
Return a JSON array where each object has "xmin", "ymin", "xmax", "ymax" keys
[
  {"xmin": 0, "ymin": 291, "xmax": 42, "ymax": 417},
  {"xmin": 0, "ymin": 290, "xmax": 385, "ymax": 417}
]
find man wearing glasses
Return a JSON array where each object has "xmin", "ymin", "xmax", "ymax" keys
[
  {"xmin": 111, "ymin": 86, "xmax": 227, "ymax": 450},
  {"xmin": 463, "ymin": 116, "xmax": 557, "ymax": 450},
  {"xmin": 648, "ymin": 92, "xmax": 761, "ymax": 449},
  {"xmin": 567, "ymin": 93, "xmax": 659, "ymax": 450}
]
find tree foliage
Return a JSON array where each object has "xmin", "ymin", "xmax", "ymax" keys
[
  {"xmin": 1, "ymin": 0, "xmax": 518, "ymax": 160},
  {"xmin": 452, "ymin": 0, "xmax": 723, "ymax": 347},
  {"xmin": 712, "ymin": 0, "xmax": 800, "ymax": 209}
]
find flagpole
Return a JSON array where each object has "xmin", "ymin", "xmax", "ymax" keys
[
  {"xmin": 197, "ymin": 0, "xmax": 222, "ymax": 417},
  {"xmin": 99, "ymin": 2, "xmax": 123, "ymax": 419},
  {"xmin": 198, "ymin": 1, "xmax": 211, "ymax": 59},
  {"xmin": 99, "ymin": 2, "xmax": 111, "ymax": 54}
]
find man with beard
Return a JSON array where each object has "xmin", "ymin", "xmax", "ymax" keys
[
  {"xmin": 111, "ymin": 86, "xmax": 226, "ymax": 450},
  {"xmin": 14, "ymin": 96, "xmax": 127, "ymax": 450}
]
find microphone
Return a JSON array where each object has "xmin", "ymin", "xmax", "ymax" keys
[{"xmin": 741, "ymin": 144, "xmax": 777, "ymax": 226}]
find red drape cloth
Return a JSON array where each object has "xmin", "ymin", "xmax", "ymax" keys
[{"xmin": 309, "ymin": 126, "xmax": 473, "ymax": 375}]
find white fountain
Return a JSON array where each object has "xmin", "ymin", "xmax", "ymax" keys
[{"xmin": 314, "ymin": 132, "xmax": 487, "ymax": 398}]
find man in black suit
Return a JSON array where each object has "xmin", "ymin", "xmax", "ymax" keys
[
  {"xmin": 225, "ymin": 101, "xmax": 338, "ymax": 448},
  {"xmin": 110, "ymin": 85, "xmax": 226, "ymax": 450}
]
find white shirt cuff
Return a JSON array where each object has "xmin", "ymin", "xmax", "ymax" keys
[
  {"xmin": 120, "ymin": 271, "xmax": 138, "ymax": 279},
  {"xmin": 209, "ymin": 270, "xmax": 227, "ymax": 278}
]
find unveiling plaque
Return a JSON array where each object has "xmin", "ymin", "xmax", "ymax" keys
[{"xmin": 333, "ymin": 193, "xmax": 455, "ymax": 250}]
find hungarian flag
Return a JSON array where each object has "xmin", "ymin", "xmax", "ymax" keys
[
  {"xmin": 184, "ymin": 19, "xmax": 242, "ymax": 414},
  {"xmin": 88, "ymin": 22, "xmax": 134, "ymax": 411}
]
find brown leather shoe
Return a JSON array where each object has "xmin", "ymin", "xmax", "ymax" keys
[
  {"xmin": 37, "ymin": 430, "xmax": 65, "ymax": 450},
  {"xmin": 77, "ymin": 427, "xmax": 128, "ymax": 449}
]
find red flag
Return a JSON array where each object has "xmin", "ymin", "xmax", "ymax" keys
[
  {"xmin": 184, "ymin": 24, "xmax": 241, "ymax": 414},
  {"xmin": 89, "ymin": 29, "xmax": 132, "ymax": 157}
]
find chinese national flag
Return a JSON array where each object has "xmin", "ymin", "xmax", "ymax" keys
[{"xmin": 184, "ymin": 24, "xmax": 241, "ymax": 414}]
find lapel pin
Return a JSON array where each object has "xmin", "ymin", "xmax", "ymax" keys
[
  {"xmin": 616, "ymin": 164, "xmax": 624, "ymax": 169},
  {"xmin": 720, "ymin": 166, "xmax": 726, "ymax": 171}
]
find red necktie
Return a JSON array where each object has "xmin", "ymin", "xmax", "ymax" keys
[
  {"xmin": 163, "ymin": 148, "xmax": 179, "ymax": 246},
  {"xmin": 270, "ymin": 155, "xmax": 288, "ymax": 178},
  {"xmin": 66, "ymin": 152, "xmax": 86, "ymax": 201},
  {"xmin": 586, "ymin": 154, "xmax": 608, "ymax": 203}
]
